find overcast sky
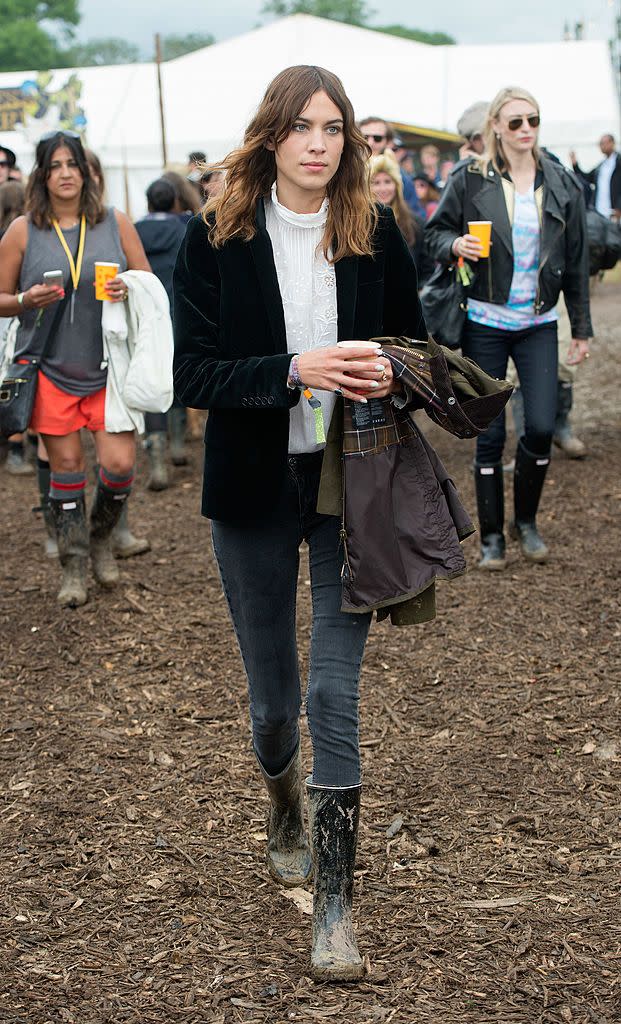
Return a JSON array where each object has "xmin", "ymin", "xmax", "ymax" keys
[{"xmin": 77, "ymin": 0, "xmax": 615, "ymax": 52}]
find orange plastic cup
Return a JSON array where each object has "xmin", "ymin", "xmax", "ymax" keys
[
  {"xmin": 468, "ymin": 221, "xmax": 492, "ymax": 258},
  {"xmin": 94, "ymin": 261, "xmax": 120, "ymax": 301}
]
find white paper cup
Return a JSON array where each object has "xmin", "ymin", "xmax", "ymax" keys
[{"xmin": 337, "ymin": 340, "xmax": 381, "ymax": 350}]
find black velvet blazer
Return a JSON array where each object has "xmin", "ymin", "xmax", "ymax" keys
[{"xmin": 172, "ymin": 200, "xmax": 427, "ymax": 523}]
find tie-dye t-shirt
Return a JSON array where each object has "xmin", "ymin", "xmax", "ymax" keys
[{"xmin": 468, "ymin": 185, "xmax": 557, "ymax": 331}]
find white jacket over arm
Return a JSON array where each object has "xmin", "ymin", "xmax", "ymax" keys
[{"xmin": 101, "ymin": 270, "xmax": 174, "ymax": 434}]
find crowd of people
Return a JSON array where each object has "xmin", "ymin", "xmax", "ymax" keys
[{"xmin": 1, "ymin": 62, "xmax": 618, "ymax": 983}]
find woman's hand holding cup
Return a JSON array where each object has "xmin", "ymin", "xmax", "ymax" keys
[
  {"xmin": 296, "ymin": 342, "xmax": 393, "ymax": 403},
  {"xmin": 452, "ymin": 234, "xmax": 484, "ymax": 261}
]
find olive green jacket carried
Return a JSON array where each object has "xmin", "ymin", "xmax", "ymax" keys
[{"xmin": 317, "ymin": 336, "xmax": 513, "ymax": 626}]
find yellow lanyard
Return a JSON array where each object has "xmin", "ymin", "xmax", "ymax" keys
[{"xmin": 52, "ymin": 215, "xmax": 86, "ymax": 322}]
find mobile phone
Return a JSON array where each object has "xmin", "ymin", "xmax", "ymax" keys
[{"xmin": 43, "ymin": 270, "xmax": 64, "ymax": 287}]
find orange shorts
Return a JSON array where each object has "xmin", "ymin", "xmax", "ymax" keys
[{"xmin": 29, "ymin": 371, "xmax": 106, "ymax": 435}]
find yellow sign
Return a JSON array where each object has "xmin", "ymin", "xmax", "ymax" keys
[{"xmin": 0, "ymin": 89, "xmax": 28, "ymax": 133}]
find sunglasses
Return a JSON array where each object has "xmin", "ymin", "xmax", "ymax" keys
[
  {"xmin": 507, "ymin": 114, "xmax": 540, "ymax": 132},
  {"xmin": 38, "ymin": 129, "xmax": 81, "ymax": 144},
  {"xmin": 364, "ymin": 134, "xmax": 386, "ymax": 144}
]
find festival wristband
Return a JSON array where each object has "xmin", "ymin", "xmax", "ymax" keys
[{"xmin": 287, "ymin": 354, "xmax": 304, "ymax": 389}]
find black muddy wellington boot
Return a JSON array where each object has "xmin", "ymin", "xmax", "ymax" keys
[
  {"xmin": 510, "ymin": 439, "xmax": 550, "ymax": 562},
  {"xmin": 307, "ymin": 783, "xmax": 364, "ymax": 982},
  {"xmin": 36, "ymin": 457, "xmax": 58, "ymax": 558},
  {"xmin": 168, "ymin": 406, "xmax": 189, "ymax": 466},
  {"xmin": 49, "ymin": 494, "xmax": 89, "ymax": 608},
  {"xmin": 259, "ymin": 746, "xmax": 312, "ymax": 887},
  {"xmin": 90, "ymin": 478, "xmax": 128, "ymax": 587},
  {"xmin": 474, "ymin": 463, "xmax": 506, "ymax": 571}
]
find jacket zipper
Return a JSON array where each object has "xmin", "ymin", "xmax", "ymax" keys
[{"xmin": 534, "ymin": 203, "xmax": 565, "ymax": 313}]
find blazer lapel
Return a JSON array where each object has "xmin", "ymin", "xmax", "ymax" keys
[
  {"xmin": 249, "ymin": 198, "xmax": 287, "ymax": 353},
  {"xmin": 335, "ymin": 255, "xmax": 358, "ymax": 341}
]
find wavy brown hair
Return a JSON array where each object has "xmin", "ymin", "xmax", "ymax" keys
[
  {"xmin": 26, "ymin": 133, "xmax": 105, "ymax": 229},
  {"xmin": 204, "ymin": 65, "xmax": 376, "ymax": 262},
  {"xmin": 368, "ymin": 152, "xmax": 417, "ymax": 248}
]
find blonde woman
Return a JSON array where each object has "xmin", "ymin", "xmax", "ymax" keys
[
  {"xmin": 426, "ymin": 86, "xmax": 591, "ymax": 570},
  {"xmin": 369, "ymin": 152, "xmax": 433, "ymax": 284},
  {"xmin": 173, "ymin": 65, "xmax": 425, "ymax": 981}
]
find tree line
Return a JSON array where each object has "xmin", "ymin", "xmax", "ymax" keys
[{"xmin": 0, "ymin": 0, "xmax": 454, "ymax": 73}]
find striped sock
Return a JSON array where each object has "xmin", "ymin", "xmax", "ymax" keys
[
  {"xmin": 50, "ymin": 471, "xmax": 86, "ymax": 505},
  {"xmin": 98, "ymin": 465, "xmax": 134, "ymax": 497}
]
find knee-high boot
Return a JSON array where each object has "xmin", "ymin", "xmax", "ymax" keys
[
  {"xmin": 553, "ymin": 380, "xmax": 586, "ymax": 458},
  {"xmin": 90, "ymin": 475, "xmax": 131, "ymax": 586},
  {"xmin": 36, "ymin": 457, "xmax": 58, "ymax": 558},
  {"xmin": 307, "ymin": 783, "xmax": 364, "ymax": 982},
  {"xmin": 49, "ymin": 494, "xmax": 88, "ymax": 607},
  {"xmin": 111, "ymin": 501, "xmax": 151, "ymax": 558},
  {"xmin": 474, "ymin": 463, "xmax": 506, "ymax": 571},
  {"xmin": 259, "ymin": 746, "xmax": 312, "ymax": 887},
  {"xmin": 510, "ymin": 439, "xmax": 550, "ymax": 562}
]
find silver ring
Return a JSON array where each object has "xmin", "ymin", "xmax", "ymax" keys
[{"xmin": 334, "ymin": 387, "xmax": 343, "ymax": 395}]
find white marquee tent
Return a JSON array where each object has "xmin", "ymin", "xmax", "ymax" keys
[{"xmin": 1, "ymin": 15, "xmax": 619, "ymax": 215}]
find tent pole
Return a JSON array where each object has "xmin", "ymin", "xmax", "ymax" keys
[{"xmin": 155, "ymin": 32, "xmax": 168, "ymax": 169}]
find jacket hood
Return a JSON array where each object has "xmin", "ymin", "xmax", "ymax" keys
[{"xmin": 135, "ymin": 215, "xmax": 185, "ymax": 256}]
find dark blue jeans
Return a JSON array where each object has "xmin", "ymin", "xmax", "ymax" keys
[
  {"xmin": 462, "ymin": 319, "xmax": 558, "ymax": 464},
  {"xmin": 211, "ymin": 452, "xmax": 372, "ymax": 788}
]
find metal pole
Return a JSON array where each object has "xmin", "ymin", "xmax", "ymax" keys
[{"xmin": 155, "ymin": 33, "xmax": 168, "ymax": 169}]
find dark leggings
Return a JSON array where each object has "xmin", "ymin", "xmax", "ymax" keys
[{"xmin": 462, "ymin": 319, "xmax": 558, "ymax": 464}]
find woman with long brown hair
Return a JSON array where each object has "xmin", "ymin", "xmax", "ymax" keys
[
  {"xmin": 426, "ymin": 86, "xmax": 591, "ymax": 570},
  {"xmin": 0, "ymin": 130, "xmax": 150, "ymax": 607},
  {"xmin": 174, "ymin": 65, "xmax": 426, "ymax": 980}
]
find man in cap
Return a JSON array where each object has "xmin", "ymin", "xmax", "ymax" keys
[{"xmin": 456, "ymin": 102, "xmax": 489, "ymax": 160}]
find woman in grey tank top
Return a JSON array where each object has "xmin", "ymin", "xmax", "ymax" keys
[{"xmin": 0, "ymin": 131, "xmax": 151, "ymax": 608}]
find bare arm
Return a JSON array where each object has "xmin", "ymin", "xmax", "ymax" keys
[
  {"xmin": 114, "ymin": 209, "xmax": 151, "ymax": 271},
  {"xmin": 0, "ymin": 218, "xmax": 63, "ymax": 316}
]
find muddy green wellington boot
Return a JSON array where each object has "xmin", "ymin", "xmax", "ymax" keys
[
  {"xmin": 259, "ymin": 747, "xmax": 313, "ymax": 887},
  {"xmin": 111, "ymin": 501, "xmax": 151, "ymax": 558},
  {"xmin": 553, "ymin": 380, "xmax": 587, "ymax": 459},
  {"xmin": 474, "ymin": 463, "xmax": 506, "ymax": 571},
  {"xmin": 90, "ymin": 480, "xmax": 129, "ymax": 587},
  {"xmin": 145, "ymin": 432, "xmax": 169, "ymax": 491},
  {"xmin": 168, "ymin": 407, "xmax": 189, "ymax": 466},
  {"xmin": 306, "ymin": 783, "xmax": 364, "ymax": 982},
  {"xmin": 49, "ymin": 494, "xmax": 89, "ymax": 608},
  {"xmin": 509, "ymin": 439, "xmax": 550, "ymax": 563},
  {"xmin": 36, "ymin": 457, "xmax": 58, "ymax": 558}
]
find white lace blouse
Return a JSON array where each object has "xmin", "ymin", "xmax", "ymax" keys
[{"xmin": 264, "ymin": 183, "xmax": 338, "ymax": 454}]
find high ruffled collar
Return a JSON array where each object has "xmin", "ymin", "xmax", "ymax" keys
[{"xmin": 269, "ymin": 182, "xmax": 328, "ymax": 228}]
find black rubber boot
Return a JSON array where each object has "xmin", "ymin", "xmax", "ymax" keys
[
  {"xmin": 307, "ymin": 783, "xmax": 364, "ymax": 982},
  {"xmin": 145, "ymin": 432, "xmax": 169, "ymax": 490},
  {"xmin": 90, "ymin": 482, "xmax": 126, "ymax": 587},
  {"xmin": 168, "ymin": 407, "xmax": 189, "ymax": 466},
  {"xmin": 259, "ymin": 747, "xmax": 312, "ymax": 887},
  {"xmin": 49, "ymin": 495, "xmax": 88, "ymax": 607},
  {"xmin": 553, "ymin": 380, "xmax": 586, "ymax": 458},
  {"xmin": 510, "ymin": 439, "xmax": 550, "ymax": 563},
  {"xmin": 36, "ymin": 458, "xmax": 58, "ymax": 559},
  {"xmin": 111, "ymin": 501, "xmax": 151, "ymax": 558},
  {"xmin": 474, "ymin": 463, "xmax": 506, "ymax": 571}
]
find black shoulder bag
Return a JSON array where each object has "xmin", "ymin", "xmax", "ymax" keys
[{"xmin": 0, "ymin": 276, "xmax": 73, "ymax": 438}]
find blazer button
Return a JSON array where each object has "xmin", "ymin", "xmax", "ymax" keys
[
  {"xmin": 268, "ymin": 397, "xmax": 274, "ymax": 405},
  {"xmin": 242, "ymin": 398, "xmax": 247, "ymax": 406},
  {"xmin": 261, "ymin": 397, "xmax": 268, "ymax": 405}
]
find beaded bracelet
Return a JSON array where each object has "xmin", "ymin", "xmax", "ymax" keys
[{"xmin": 287, "ymin": 354, "xmax": 304, "ymax": 389}]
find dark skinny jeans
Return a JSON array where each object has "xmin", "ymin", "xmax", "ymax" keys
[
  {"xmin": 211, "ymin": 452, "xmax": 372, "ymax": 788},
  {"xmin": 462, "ymin": 319, "xmax": 558, "ymax": 464}
]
